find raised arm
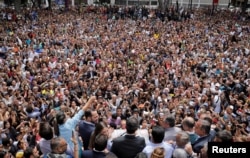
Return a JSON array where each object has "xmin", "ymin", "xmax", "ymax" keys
[
  {"xmin": 82, "ymin": 96, "xmax": 96, "ymax": 111},
  {"xmin": 70, "ymin": 96, "xmax": 97, "ymax": 126}
]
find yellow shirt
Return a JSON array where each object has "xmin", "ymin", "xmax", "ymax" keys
[
  {"xmin": 154, "ymin": 33, "xmax": 159, "ymax": 39},
  {"xmin": 41, "ymin": 89, "xmax": 48, "ymax": 95}
]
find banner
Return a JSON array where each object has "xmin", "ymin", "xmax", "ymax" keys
[{"xmin": 213, "ymin": 0, "xmax": 219, "ymax": 4}]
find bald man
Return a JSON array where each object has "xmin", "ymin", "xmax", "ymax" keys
[{"xmin": 181, "ymin": 117, "xmax": 198, "ymax": 144}]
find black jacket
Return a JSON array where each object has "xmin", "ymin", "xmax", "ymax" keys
[{"xmin": 111, "ymin": 134, "xmax": 146, "ymax": 158}]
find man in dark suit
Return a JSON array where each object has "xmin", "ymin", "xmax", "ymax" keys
[
  {"xmin": 82, "ymin": 134, "xmax": 115, "ymax": 158},
  {"xmin": 192, "ymin": 119, "xmax": 213, "ymax": 153},
  {"xmin": 78, "ymin": 110, "xmax": 99, "ymax": 150},
  {"xmin": 111, "ymin": 116, "xmax": 146, "ymax": 158}
]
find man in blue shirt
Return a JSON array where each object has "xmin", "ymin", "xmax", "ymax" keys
[{"xmin": 55, "ymin": 96, "xmax": 96, "ymax": 157}]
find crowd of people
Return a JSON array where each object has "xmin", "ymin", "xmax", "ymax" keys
[{"xmin": 0, "ymin": 3, "xmax": 250, "ymax": 158}]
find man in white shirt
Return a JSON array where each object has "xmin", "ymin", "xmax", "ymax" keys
[
  {"xmin": 143, "ymin": 126, "xmax": 174, "ymax": 158},
  {"xmin": 211, "ymin": 83, "xmax": 222, "ymax": 114}
]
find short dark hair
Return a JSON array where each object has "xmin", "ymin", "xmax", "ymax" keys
[
  {"xmin": 203, "ymin": 117, "xmax": 212, "ymax": 125},
  {"xmin": 0, "ymin": 151, "xmax": 8, "ymax": 158},
  {"xmin": 112, "ymin": 113, "xmax": 117, "ymax": 119},
  {"xmin": 23, "ymin": 147, "xmax": 33, "ymax": 158},
  {"xmin": 2, "ymin": 137, "xmax": 10, "ymax": 146},
  {"xmin": 3, "ymin": 120, "xmax": 10, "ymax": 129},
  {"xmin": 109, "ymin": 122, "xmax": 117, "ymax": 129},
  {"xmin": 56, "ymin": 111, "xmax": 66, "ymax": 125},
  {"xmin": 165, "ymin": 115, "xmax": 175, "ymax": 127},
  {"xmin": 85, "ymin": 110, "xmax": 92, "ymax": 118},
  {"xmin": 116, "ymin": 107, "xmax": 122, "ymax": 111},
  {"xmin": 200, "ymin": 120, "xmax": 211, "ymax": 135},
  {"xmin": 126, "ymin": 116, "xmax": 139, "ymax": 134},
  {"xmin": 26, "ymin": 104, "xmax": 33, "ymax": 113},
  {"xmin": 152, "ymin": 126, "xmax": 165, "ymax": 143},
  {"xmin": 39, "ymin": 122, "xmax": 53, "ymax": 140},
  {"xmin": 215, "ymin": 130, "xmax": 233, "ymax": 142},
  {"xmin": 95, "ymin": 134, "xmax": 108, "ymax": 151}
]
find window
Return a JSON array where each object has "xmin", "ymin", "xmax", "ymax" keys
[{"xmin": 151, "ymin": 1, "xmax": 158, "ymax": 5}]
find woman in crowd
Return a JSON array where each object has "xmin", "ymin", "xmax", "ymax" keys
[{"xmin": 88, "ymin": 121, "xmax": 110, "ymax": 150}]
